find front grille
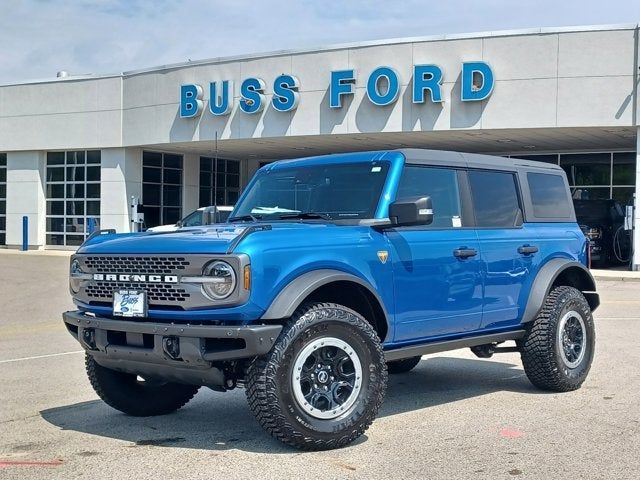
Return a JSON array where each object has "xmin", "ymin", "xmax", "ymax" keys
[
  {"xmin": 84, "ymin": 256, "xmax": 190, "ymax": 275},
  {"xmin": 85, "ymin": 282, "xmax": 191, "ymax": 303}
]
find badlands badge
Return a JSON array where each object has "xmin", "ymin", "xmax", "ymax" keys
[{"xmin": 377, "ymin": 250, "xmax": 389, "ymax": 264}]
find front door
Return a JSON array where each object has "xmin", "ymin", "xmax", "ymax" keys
[{"xmin": 388, "ymin": 166, "xmax": 483, "ymax": 343}]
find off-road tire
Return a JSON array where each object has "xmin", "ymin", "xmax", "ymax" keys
[
  {"xmin": 86, "ymin": 354, "xmax": 200, "ymax": 416},
  {"xmin": 387, "ymin": 356, "xmax": 422, "ymax": 374},
  {"xmin": 245, "ymin": 302, "xmax": 388, "ymax": 450},
  {"xmin": 519, "ymin": 286, "xmax": 595, "ymax": 392}
]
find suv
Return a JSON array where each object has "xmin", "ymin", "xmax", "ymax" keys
[
  {"xmin": 64, "ymin": 149, "xmax": 599, "ymax": 450},
  {"xmin": 573, "ymin": 199, "xmax": 630, "ymax": 268}
]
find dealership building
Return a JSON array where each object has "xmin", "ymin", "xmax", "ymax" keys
[{"xmin": 0, "ymin": 23, "xmax": 639, "ymax": 265}]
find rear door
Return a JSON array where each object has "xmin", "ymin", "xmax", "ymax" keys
[
  {"xmin": 467, "ymin": 170, "xmax": 539, "ymax": 329},
  {"xmin": 388, "ymin": 165, "xmax": 483, "ymax": 342}
]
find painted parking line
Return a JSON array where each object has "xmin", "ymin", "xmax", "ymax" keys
[{"xmin": 0, "ymin": 350, "xmax": 83, "ymax": 365}]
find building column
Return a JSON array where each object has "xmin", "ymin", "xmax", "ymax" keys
[
  {"xmin": 5, "ymin": 151, "xmax": 46, "ymax": 249},
  {"xmin": 183, "ymin": 153, "xmax": 199, "ymax": 215},
  {"xmin": 100, "ymin": 147, "xmax": 142, "ymax": 233},
  {"xmin": 634, "ymin": 128, "xmax": 640, "ymax": 270}
]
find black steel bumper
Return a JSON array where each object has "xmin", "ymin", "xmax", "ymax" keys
[{"xmin": 63, "ymin": 310, "xmax": 282, "ymax": 388}]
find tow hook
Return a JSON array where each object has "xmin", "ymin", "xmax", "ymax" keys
[{"xmin": 162, "ymin": 336, "xmax": 181, "ymax": 360}]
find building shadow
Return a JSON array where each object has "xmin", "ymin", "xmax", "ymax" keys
[{"xmin": 40, "ymin": 356, "xmax": 541, "ymax": 454}]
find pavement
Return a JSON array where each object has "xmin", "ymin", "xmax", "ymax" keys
[{"xmin": 0, "ymin": 253, "xmax": 639, "ymax": 479}]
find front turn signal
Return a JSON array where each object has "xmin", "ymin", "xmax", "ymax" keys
[{"xmin": 244, "ymin": 265, "xmax": 251, "ymax": 290}]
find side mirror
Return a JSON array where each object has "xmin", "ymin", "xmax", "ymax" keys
[
  {"xmin": 175, "ymin": 220, "xmax": 183, "ymax": 228},
  {"xmin": 388, "ymin": 196, "xmax": 433, "ymax": 227}
]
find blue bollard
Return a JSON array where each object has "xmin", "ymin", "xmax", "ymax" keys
[{"xmin": 22, "ymin": 216, "xmax": 28, "ymax": 251}]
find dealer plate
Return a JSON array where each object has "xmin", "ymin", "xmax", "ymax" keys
[{"xmin": 113, "ymin": 290, "xmax": 147, "ymax": 318}]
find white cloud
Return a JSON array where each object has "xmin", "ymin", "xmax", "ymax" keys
[{"xmin": 0, "ymin": 0, "xmax": 638, "ymax": 83}]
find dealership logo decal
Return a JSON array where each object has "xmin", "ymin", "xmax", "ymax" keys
[
  {"xmin": 179, "ymin": 62, "xmax": 494, "ymax": 118},
  {"xmin": 93, "ymin": 273, "xmax": 179, "ymax": 283}
]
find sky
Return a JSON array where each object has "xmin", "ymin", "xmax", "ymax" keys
[{"xmin": 0, "ymin": 0, "xmax": 639, "ymax": 84}]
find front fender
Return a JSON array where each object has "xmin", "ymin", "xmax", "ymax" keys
[
  {"xmin": 260, "ymin": 269, "xmax": 390, "ymax": 324},
  {"xmin": 522, "ymin": 259, "xmax": 598, "ymax": 324}
]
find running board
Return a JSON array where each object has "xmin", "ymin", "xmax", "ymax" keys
[{"xmin": 384, "ymin": 330, "xmax": 526, "ymax": 361}]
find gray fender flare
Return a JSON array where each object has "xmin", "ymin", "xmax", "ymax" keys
[
  {"xmin": 260, "ymin": 268, "xmax": 390, "ymax": 324},
  {"xmin": 522, "ymin": 259, "xmax": 599, "ymax": 324}
]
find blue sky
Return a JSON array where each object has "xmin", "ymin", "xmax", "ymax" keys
[{"xmin": 1, "ymin": 0, "xmax": 639, "ymax": 83}]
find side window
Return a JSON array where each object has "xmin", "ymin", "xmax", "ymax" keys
[
  {"xmin": 527, "ymin": 172, "xmax": 571, "ymax": 218},
  {"xmin": 396, "ymin": 166, "xmax": 462, "ymax": 228},
  {"xmin": 468, "ymin": 170, "xmax": 522, "ymax": 228}
]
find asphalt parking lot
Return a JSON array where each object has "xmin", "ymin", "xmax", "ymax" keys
[{"xmin": 0, "ymin": 252, "xmax": 639, "ymax": 479}]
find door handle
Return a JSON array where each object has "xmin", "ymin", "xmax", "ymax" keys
[
  {"xmin": 518, "ymin": 245, "xmax": 539, "ymax": 255},
  {"xmin": 453, "ymin": 248, "xmax": 478, "ymax": 259}
]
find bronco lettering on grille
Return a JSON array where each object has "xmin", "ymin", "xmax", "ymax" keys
[{"xmin": 92, "ymin": 274, "xmax": 179, "ymax": 283}]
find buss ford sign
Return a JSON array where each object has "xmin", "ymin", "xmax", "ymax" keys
[{"xmin": 179, "ymin": 61, "xmax": 494, "ymax": 118}]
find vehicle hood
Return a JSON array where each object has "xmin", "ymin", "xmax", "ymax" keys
[{"xmin": 76, "ymin": 222, "xmax": 340, "ymax": 255}]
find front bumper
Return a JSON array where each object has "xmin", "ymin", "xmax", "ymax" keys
[{"xmin": 63, "ymin": 310, "xmax": 282, "ymax": 388}]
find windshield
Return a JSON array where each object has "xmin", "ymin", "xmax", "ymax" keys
[
  {"xmin": 233, "ymin": 161, "xmax": 390, "ymax": 220},
  {"xmin": 181, "ymin": 210, "xmax": 203, "ymax": 227}
]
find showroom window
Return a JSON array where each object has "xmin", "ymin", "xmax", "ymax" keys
[
  {"xmin": 0, "ymin": 153, "xmax": 6, "ymax": 245},
  {"xmin": 514, "ymin": 152, "xmax": 636, "ymax": 206},
  {"xmin": 45, "ymin": 150, "xmax": 101, "ymax": 246},
  {"xmin": 142, "ymin": 151, "xmax": 183, "ymax": 228},
  {"xmin": 199, "ymin": 157, "xmax": 240, "ymax": 207}
]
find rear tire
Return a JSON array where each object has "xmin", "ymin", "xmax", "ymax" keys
[
  {"xmin": 86, "ymin": 354, "xmax": 200, "ymax": 416},
  {"xmin": 245, "ymin": 302, "xmax": 387, "ymax": 450},
  {"xmin": 387, "ymin": 356, "xmax": 422, "ymax": 374},
  {"xmin": 519, "ymin": 286, "xmax": 595, "ymax": 392}
]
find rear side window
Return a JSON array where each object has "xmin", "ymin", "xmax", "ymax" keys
[
  {"xmin": 468, "ymin": 170, "xmax": 522, "ymax": 228},
  {"xmin": 396, "ymin": 166, "xmax": 462, "ymax": 228},
  {"xmin": 527, "ymin": 173, "xmax": 571, "ymax": 218}
]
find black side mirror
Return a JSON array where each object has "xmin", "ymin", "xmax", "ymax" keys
[
  {"xmin": 388, "ymin": 196, "xmax": 433, "ymax": 227},
  {"xmin": 175, "ymin": 220, "xmax": 183, "ymax": 228}
]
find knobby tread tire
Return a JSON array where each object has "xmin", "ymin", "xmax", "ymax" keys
[
  {"xmin": 387, "ymin": 356, "xmax": 422, "ymax": 374},
  {"xmin": 86, "ymin": 354, "xmax": 200, "ymax": 417},
  {"xmin": 519, "ymin": 286, "xmax": 595, "ymax": 392},
  {"xmin": 245, "ymin": 302, "xmax": 388, "ymax": 451}
]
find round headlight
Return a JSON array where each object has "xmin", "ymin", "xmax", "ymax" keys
[
  {"xmin": 70, "ymin": 259, "xmax": 83, "ymax": 293},
  {"xmin": 202, "ymin": 261, "xmax": 236, "ymax": 300}
]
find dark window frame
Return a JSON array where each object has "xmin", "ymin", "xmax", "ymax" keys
[
  {"xmin": 199, "ymin": 156, "xmax": 241, "ymax": 208},
  {"xmin": 45, "ymin": 150, "xmax": 101, "ymax": 246},
  {"xmin": 142, "ymin": 151, "xmax": 183, "ymax": 228}
]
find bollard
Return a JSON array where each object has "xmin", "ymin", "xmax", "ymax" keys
[{"xmin": 22, "ymin": 216, "xmax": 28, "ymax": 251}]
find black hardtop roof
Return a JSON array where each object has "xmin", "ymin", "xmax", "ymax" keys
[{"xmin": 395, "ymin": 148, "xmax": 565, "ymax": 172}]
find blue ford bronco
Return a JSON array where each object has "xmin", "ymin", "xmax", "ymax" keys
[{"xmin": 64, "ymin": 149, "xmax": 599, "ymax": 450}]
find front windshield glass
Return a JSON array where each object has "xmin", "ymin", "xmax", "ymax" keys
[
  {"xmin": 233, "ymin": 161, "xmax": 390, "ymax": 220},
  {"xmin": 181, "ymin": 210, "xmax": 203, "ymax": 227}
]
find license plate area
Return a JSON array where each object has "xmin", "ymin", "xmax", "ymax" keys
[{"xmin": 113, "ymin": 290, "xmax": 147, "ymax": 318}]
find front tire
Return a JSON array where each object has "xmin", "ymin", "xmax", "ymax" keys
[
  {"xmin": 86, "ymin": 354, "xmax": 200, "ymax": 416},
  {"xmin": 245, "ymin": 302, "xmax": 387, "ymax": 450},
  {"xmin": 519, "ymin": 286, "xmax": 595, "ymax": 392}
]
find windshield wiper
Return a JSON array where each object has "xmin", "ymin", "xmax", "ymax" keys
[
  {"xmin": 228, "ymin": 214, "xmax": 262, "ymax": 223},
  {"xmin": 277, "ymin": 212, "xmax": 333, "ymax": 221}
]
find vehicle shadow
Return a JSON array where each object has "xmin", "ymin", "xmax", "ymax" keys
[{"xmin": 40, "ymin": 356, "xmax": 540, "ymax": 454}]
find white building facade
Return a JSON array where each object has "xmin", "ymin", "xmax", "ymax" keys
[{"xmin": 0, "ymin": 24, "xmax": 639, "ymax": 266}]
